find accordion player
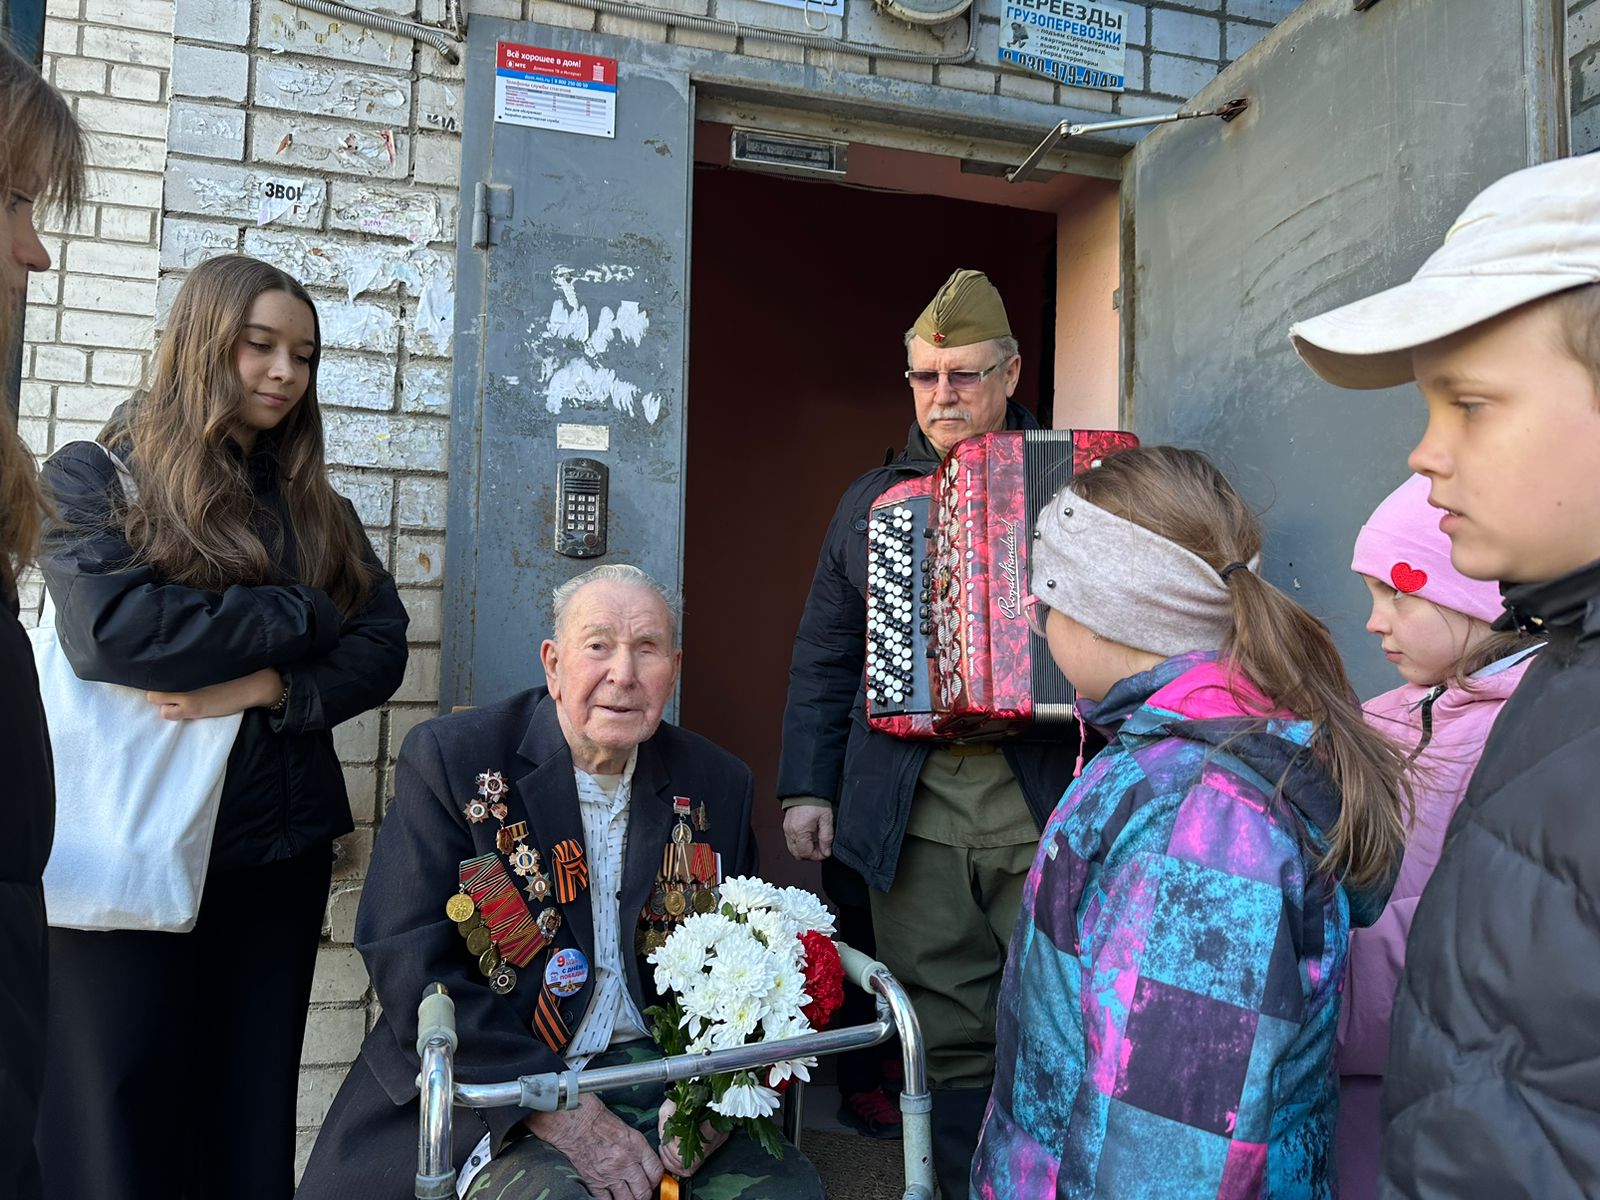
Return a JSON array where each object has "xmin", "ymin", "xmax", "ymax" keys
[{"xmin": 865, "ymin": 427, "xmax": 1138, "ymax": 739}]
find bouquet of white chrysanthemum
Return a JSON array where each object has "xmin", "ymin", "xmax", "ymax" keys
[{"xmin": 644, "ymin": 876, "xmax": 844, "ymax": 1177}]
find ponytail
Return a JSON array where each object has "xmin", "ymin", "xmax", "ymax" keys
[{"xmin": 1071, "ymin": 446, "xmax": 1411, "ymax": 891}]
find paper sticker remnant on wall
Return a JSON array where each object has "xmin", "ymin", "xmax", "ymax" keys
[
  {"xmin": 557, "ymin": 424, "xmax": 611, "ymax": 452},
  {"xmin": 494, "ymin": 42, "xmax": 617, "ymax": 140},
  {"xmin": 257, "ymin": 178, "xmax": 308, "ymax": 226}
]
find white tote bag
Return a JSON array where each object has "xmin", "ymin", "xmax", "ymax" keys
[{"xmin": 32, "ymin": 446, "xmax": 242, "ymax": 932}]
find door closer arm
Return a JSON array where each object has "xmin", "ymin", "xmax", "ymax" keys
[{"xmin": 1006, "ymin": 98, "xmax": 1248, "ymax": 184}]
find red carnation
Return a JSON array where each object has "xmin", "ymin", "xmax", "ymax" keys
[{"xmin": 799, "ymin": 930, "xmax": 845, "ymax": 1029}]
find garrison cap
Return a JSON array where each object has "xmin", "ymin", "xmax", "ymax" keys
[{"xmin": 912, "ymin": 269, "xmax": 1012, "ymax": 349}]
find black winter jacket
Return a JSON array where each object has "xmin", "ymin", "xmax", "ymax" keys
[
  {"xmin": 1382, "ymin": 560, "xmax": 1600, "ymax": 1199},
  {"xmin": 776, "ymin": 403, "xmax": 1085, "ymax": 892},
  {"xmin": 38, "ymin": 435, "xmax": 409, "ymax": 871},
  {"xmin": 0, "ymin": 595, "xmax": 51, "ymax": 1200}
]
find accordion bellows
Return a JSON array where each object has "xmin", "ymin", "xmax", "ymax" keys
[{"xmin": 865, "ymin": 428, "xmax": 1139, "ymax": 740}]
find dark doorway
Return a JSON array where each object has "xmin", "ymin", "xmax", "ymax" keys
[{"xmin": 680, "ymin": 156, "xmax": 1058, "ymax": 891}]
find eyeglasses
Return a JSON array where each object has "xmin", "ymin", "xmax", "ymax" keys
[
  {"xmin": 1023, "ymin": 594, "xmax": 1052, "ymax": 639},
  {"xmin": 904, "ymin": 361, "xmax": 1005, "ymax": 392}
]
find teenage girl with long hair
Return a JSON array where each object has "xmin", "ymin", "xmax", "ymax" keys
[
  {"xmin": 35, "ymin": 253, "xmax": 409, "ymax": 1198},
  {"xmin": 0, "ymin": 37, "xmax": 84, "ymax": 1200},
  {"xmin": 970, "ymin": 446, "xmax": 1410, "ymax": 1198}
]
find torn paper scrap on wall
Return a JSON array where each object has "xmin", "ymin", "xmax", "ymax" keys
[{"xmin": 529, "ymin": 265, "xmax": 659, "ymax": 423}]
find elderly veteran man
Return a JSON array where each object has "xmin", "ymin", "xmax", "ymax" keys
[
  {"xmin": 299, "ymin": 564, "xmax": 823, "ymax": 1200},
  {"xmin": 779, "ymin": 269, "xmax": 1085, "ymax": 1198}
]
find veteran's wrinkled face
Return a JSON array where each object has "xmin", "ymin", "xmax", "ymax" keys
[
  {"xmin": 541, "ymin": 580, "xmax": 681, "ymax": 774},
  {"xmin": 907, "ymin": 336, "xmax": 1019, "ymax": 457}
]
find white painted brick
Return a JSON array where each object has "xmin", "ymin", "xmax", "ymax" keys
[
  {"xmin": 54, "ymin": 419, "xmax": 104, "ymax": 447},
  {"xmin": 1147, "ymin": 51, "xmax": 1218, "ymax": 98},
  {"xmin": 397, "ymin": 476, "xmax": 448, "ymax": 529},
  {"xmin": 167, "ymin": 100, "xmax": 245, "ymax": 160},
  {"xmin": 416, "ymin": 78, "xmax": 460, "ymax": 131},
  {"xmin": 1576, "ymin": 102, "xmax": 1600, "ymax": 157},
  {"xmin": 1059, "ymin": 81, "xmax": 1117, "ymax": 112},
  {"xmin": 24, "ymin": 306, "xmax": 58, "ymax": 343},
  {"xmin": 1119, "ymin": 50, "xmax": 1147, "ymax": 94},
  {"xmin": 46, "ymin": 0, "xmax": 81, "ymax": 16},
  {"xmin": 1224, "ymin": 0, "xmax": 1294, "ymax": 21},
  {"xmin": 84, "ymin": 167, "xmax": 162, "ymax": 207},
  {"xmin": 62, "ymin": 272, "xmax": 158, "ymax": 315},
  {"xmin": 43, "ymin": 21, "xmax": 78, "ymax": 55},
  {"xmin": 716, "ymin": 0, "xmax": 842, "ymax": 39},
  {"xmin": 109, "ymin": 64, "xmax": 162, "ymax": 101},
  {"xmin": 874, "ymin": 58, "xmax": 934, "ymax": 84},
  {"xmin": 394, "ymin": 534, "xmax": 444, "ymax": 585},
  {"xmin": 257, "ymin": 0, "xmax": 411, "ymax": 68},
  {"xmin": 318, "ymin": 352, "xmax": 397, "ymax": 410},
  {"xmin": 808, "ymin": 47, "xmax": 872, "ymax": 73},
  {"xmin": 739, "ymin": 38, "xmax": 804, "ymax": 65},
  {"xmin": 171, "ymin": 42, "xmax": 247, "ymax": 103},
  {"xmin": 155, "ymin": 271, "xmax": 184, "ymax": 326},
  {"xmin": 165, "ymin": 158, "xmax": 328, "ymax": 228},
  {"xmin": 1117, "ymin": 90, "xmax": 1184, "ymax": 117},
  {"xmin": 99, "ymin": 205, "xmax": 155, "ymax": 243},
  {"xmin": 329, "ymin": 181, "xmax": 454, "ymax": 244},
  {"xmin": 19, "ymin": 418, "xmax": 51, "ymax": 456},
  {"xmin": 325, "ymin": 884, "xmax": 362, "ymax": 945},
  {"xmin": 844, "ymin": 1, "xmax": 959, "ymax": 52},
  {"xmin": 253, "ymin": 59, "xmax": 412, "ymax": 127},
  {"xmin": 295, "ymin": 1065, "xmax": 346, "ymax": 1127},
  {"xmin": 1225, "ymin": 19, "xmax": 1269, "ymax": 60},
  {"xmin": 54, "ymin": 383, "xmax": 127, "ymax": 422},
  {"xmin": 90, "ymin": 350, "xmax": 145, "ymax": 387},
  {"xmin": 83, "ymin": 0, "xmax": 174, "ymax": 31},
  {"xmin": 33, "ymin": 345, "xmax": 86, "ymax": 382},
  {"xmin": 939, "ymin": 63, "xmax": 998, "ymax": 93},
  {"xmin": 594, "ymin": 12, "xmax": 669, "ymax": 41},
  {"xmin": 64, "ymin": 238, "xmax": 158, "ymax": 278},
  {"xmin": 249, "ymin": 113, "xmax": 409, "ymax": 180},
  {"xmin": 53, "ymin": 57, "xmax": 107, "ymax": 94},
  {"xmin": 341, "ymin": 764, "xmax": 378, "ymax": 825},
  {"xmin": 320, "ymin": 301, "xmax": 400, "ymax": 354},
  {"xmin": 397, "ymin": 587, "xmax": 440, "ymax": 641},
  {"xmin": 395, "ymin": 645, "xmax": 439, "ymax": 703},
  {"xmin": 328, "ymin": 470, "xmax": 394, "ymax": 526},
  {"xmin": 1123, "ymin": 2, "xmax": 1148, "ymax": 47},
  {"xmin": 412, "ymin": 134, "xmax": 460, "ymax": 188},
  {"xmin": 76, "ymin": 95, "xmax": 169, "ymax": 140},
  {"xmin": 999, "ymin": 69, "xmax": 1056, "ymax": 103},
  {"xmin": 465, "ymin": 0, "xmax": 524, "ymax": 15},
  {"xmin": 386, "ymin": 706, "xmax": 433, "ymax": 762},
  {"xmin": 1150, "ymin": 7, "xmax": 1220, "ymax": 60},
  {"xmin": 323, "ymin": 410, "xmax": 450, "ymax": 472},
  {"xmin": 27, "ymin": 270, "xmax": 59, "ymax": 306},
  {"xmin": 334, "ymin": 710, "xmax": 380, "ymax": 764},
  {"xmin": 331, "ymin": 828, "xmax": 372, "ymax": 881},
  {"xmin": 159, "ymin": 215, "xmax": 239, "ymax": 269},
  {"xmin": 175, "ymin": 0, "xmax": 249, "ymax": 43},
  {"xmin": 521, "ymin": 0, "xmax": 597, "ymax": 30},
  {"xmin": 669, "ymin": 25, "xmax": 737, "ymax": 52},
  {"xmin": 84, "ymin": 131, "xmax": 165, "ymax": 173},
  {"xmin": 19, "ymin": 381, "xmax": 53, "ymax": 418},
  {"xmin": 80, "ymin": 25, "xmax": 170, "ymax": 67},
  {"xmin": 301, "ymin": 1005, "xmax": 366, "ymax": 1066},
  {"xmin": 58, "ymin": 309, "xmax": 154, "ymax": 350},
  {"xmin": 400, "ymin": 360, "xmax": 451, "ymax": 412}
]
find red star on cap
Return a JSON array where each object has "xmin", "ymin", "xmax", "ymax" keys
[{"xmin": 932, "ymin": 331, "xmax": 946, "ymax": 344}]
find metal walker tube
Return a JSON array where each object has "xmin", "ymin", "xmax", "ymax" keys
[{"xmin": 414, "ymin": 942, "xmax": 933, "ymax": 1199}]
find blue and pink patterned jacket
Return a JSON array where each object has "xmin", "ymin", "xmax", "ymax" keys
[{"xmin": 971, "ymin": 652, "xmax": 1390, "ymax": 1199}]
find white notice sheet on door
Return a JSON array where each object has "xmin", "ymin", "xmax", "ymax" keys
[{"xmin": 494, "ymin": 41, "xmax": 617, "ymax": 140}]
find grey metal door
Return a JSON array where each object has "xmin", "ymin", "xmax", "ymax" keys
[
  {"xmin": 446, "ymin": 18, "xmax": 693, "ymax": 706},
  {"xmin": 1123, "ymin": 0, "xmax": 1565, "ymax": 698}
]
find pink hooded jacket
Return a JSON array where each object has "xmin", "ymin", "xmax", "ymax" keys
[{"xmin": 1339, "ymin": 659, "xmax": 1533, "ymax": 1074}]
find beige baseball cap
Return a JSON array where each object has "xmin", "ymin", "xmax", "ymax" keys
[{"xmin": 1289, "ymin": 154, "xmax": 1600, "ymax": 390}]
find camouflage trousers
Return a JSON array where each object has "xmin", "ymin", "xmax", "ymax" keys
[{"xmin": 462, "ymin": 1044, "xmax": 824, "ymax": 1200}]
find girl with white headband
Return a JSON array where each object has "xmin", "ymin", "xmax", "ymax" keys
[{"xmin": 970, "ymin": 446, "xmax": 1410, "ymax": 1200}]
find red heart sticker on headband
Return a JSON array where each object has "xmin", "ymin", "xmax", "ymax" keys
[{"xmin": 1391, "ymin": 562, "xmax": 1428, "ymax": 594}]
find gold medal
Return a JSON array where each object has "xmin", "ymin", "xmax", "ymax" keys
[
  {"xmin": 478, "ymin": 946, "xmax": 502, "ymax": 976},
  {"xmin": 445, "ymin": 893, "xmax": 475, "ymax": 923},
  {"xmin": 466, "ymin": 926, "xmax": 493, "ymax": 956},
  {"xmin": 664, "ymin": 887, "xmax": 688, "ymax": 918},
  {"xmin": 691, "ymin": 887, "xmax": 716, "ymax": 915}
]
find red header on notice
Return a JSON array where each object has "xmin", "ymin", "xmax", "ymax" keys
[{"xmin": 497, "ymin": 41, "xmax": 617, "ymax": 86}]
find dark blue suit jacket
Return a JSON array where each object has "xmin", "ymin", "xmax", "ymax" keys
[{"xmin": 298, "ymin": 687, "xmax": 757, "ymax": 1198}]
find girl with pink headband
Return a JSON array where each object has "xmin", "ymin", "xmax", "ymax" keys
[{"xmin": 1336, "ymin": 473, "xmax": 1540, "ymax": 1199}]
